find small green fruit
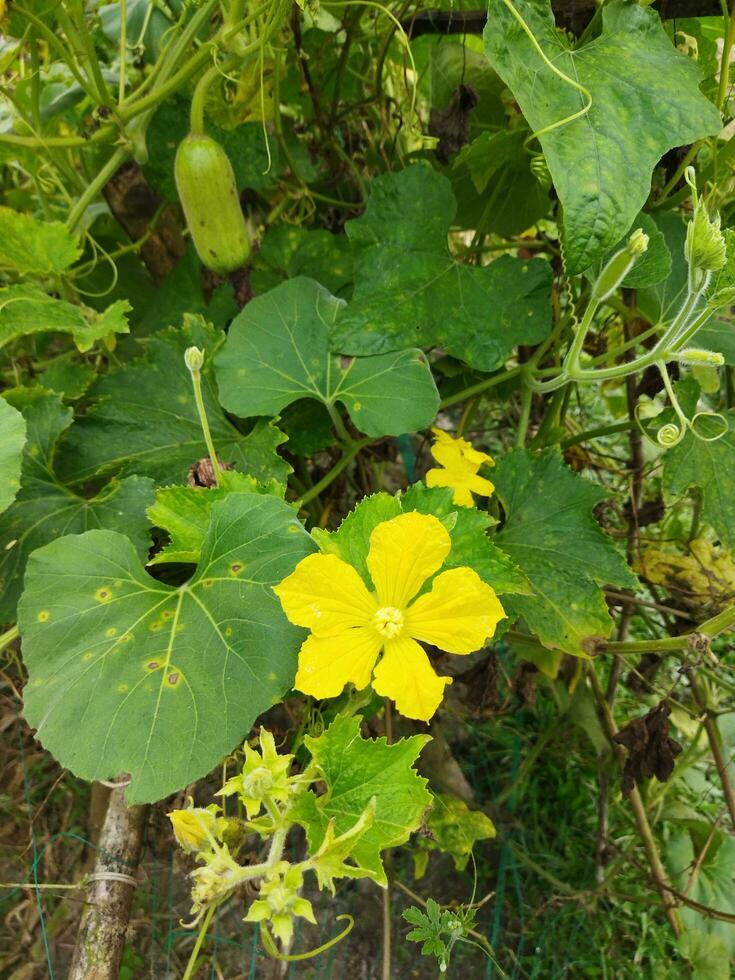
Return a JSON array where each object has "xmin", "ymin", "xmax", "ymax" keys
[{"xmin": 174, "ymin": 134, "xmax": 251, "ymax": 274}]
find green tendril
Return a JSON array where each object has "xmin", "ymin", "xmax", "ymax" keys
[{"xmin": 260, "ymin": 913, "xmax": 354, "ymax": 961}]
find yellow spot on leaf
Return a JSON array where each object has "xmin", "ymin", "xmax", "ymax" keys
[
  {"xmin": 37, "ymin": 610, "xmax": 49, "ymax": 622},
  {"xmin": 95, "ymin": 587, "xmax": 112, "ymax": 603}
]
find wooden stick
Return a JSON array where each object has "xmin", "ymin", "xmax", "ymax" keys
[{"xmin": 68, "ymin": 788, "xmax": 147, "ymax": 980}]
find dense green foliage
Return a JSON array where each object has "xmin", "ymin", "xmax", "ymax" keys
[{"xmin": 1, "ymin": 0, "xmax": 735, "ymax": 975}]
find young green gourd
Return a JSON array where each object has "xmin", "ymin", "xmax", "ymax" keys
[{"xmin": 174, "ymin": 134, "xmax": 251, "ymax": 274}]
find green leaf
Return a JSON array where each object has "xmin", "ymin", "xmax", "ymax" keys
[
  {"xmin": 666, "ymin": 828, "xmax": 735, "ymax": 954},
  {"xmin": 215, "ymin": 277, "xmax": 440, "ymax": 438},
  {"xmin": 0, "ymin": 206, "xmax": 81, "ymax": 276},
  {"xmin": 638, "ymin": 212, "xmax": 689, "ymax": 324},
  {"xmin": 148, "ymin": 472, "xmax": 283, "ymax": 565},
  {"xmin": 451, "ymin": 129, "xmax": 551, "ymax": 240},
  {"xmin": 307, "ymin": 798, "xmax": 377, "ymax": 894},
  {"xmin": 400, "ymin": 484, "xmax": 531, "ymax": 595},
  {"xmin": 424, "ymin": 792, "xmax": 496, "ymax": 871},
  {"xmin": 692, "ymin": 320, "xmax": 735, "ymax": 366},
  {"xmin": 678, "ymin": 929, "xmax": 731, "ymax": 980},
  {"xmin": 709, "ymin": 228, "xmax": 735, "ymax": 297},
  {"xmin": 38, "ymin": 360, "xmax": 97, "ymax": 400},
  {"xmin": 18, "ymin": 493, "xmax": 316, "ymax": 803},
  {"xmin": 311, "ymin": 492, "xmax": 401, "ymax": 582},
  {"xmin": 251, "ymin": 225, "xmax": 353, "ymax": 297},
  {"xmin": 663, "ymin": 412, "xmax": 735, "ymax": 550},
  {"xmin": 0, "ymin": 395, "xmax": 26, "ymax": 515},
  {"xmin": 598, "ymin": 213, "xmax": 672, "ymax": 289},
  {"xmin": 0, "ymin": 389, "xmax": 153, "ymax": 623},
  {"xmin": 483, "ymin": 0, "xmax": 721, "ymax": 273},
  {"xmin": 0, "ymin": 286, "xmax": 130, "ymax": 352},
  {"xmin": 329, "ymin": 164, "xmax": 552, "ymax": 371},
  {"xmin": 312, "ymin": 486, "xmax": 528, "ymax": 595},
  {"xmin": 494, "ymin": 449, "xmax": 636, "ymax": 654},
  {"xmin": 57, "ymin": 316, "xmax": 290, "ymax": 487},
  {"xmin": 291, "ymin": 714, "xmax": 431, "ymax": 886}
]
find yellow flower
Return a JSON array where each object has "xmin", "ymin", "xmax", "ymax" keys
[
  {"xmin": 426, "ymin": 428, "xmax": 495, "ymax": 507},
  {"xmin": 274, "ymin": 512, "xmax": 505, "ymax": 721},
  {"xmin": 168, "ymin": 805, "xmax": 219, "ymax": 854}
]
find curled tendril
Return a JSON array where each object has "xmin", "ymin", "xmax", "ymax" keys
[
  {"xmin": 690, "ymin": 411, "xmax": 729, "ymax": 442},
  {"xmin": 656, "ymin": 422, "xmax": 685, "ymax": 447},
  {"xmin": 530, "ymin": 154, "xmax": 552, "ymax": 189}
]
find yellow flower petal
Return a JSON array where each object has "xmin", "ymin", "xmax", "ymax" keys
[
  {"xmin": 406, "ymin": 567, "xmax": 505, "ymax": 653},
  {"xmin": 274, "ymin": 553, "xmax": 376, "ymax": 635},
  {"xmin": 462, "ymin": 444, "xmax": 494, "ymax": 468},
  {"xmin": 430, "ymin": 439, "xmax": 466, "ymax": 471},
  {"xmin": 430, "ymin": 429, "xmax": 494, "ymax": 468},
  {"xmin": 366, "ymin": 512, "xmax": 451, "ymax": 608},
  {"xmin": 372, "ymin": 635, "xmax": 451, "ymax": 721},
  {"xmin": 468, "ymin": 473, "xmax": 495, "ymax": 497},
  {"xmin": 294, "ymin": 628, "xmax": 382, "ymax": 699},
  {"xmin": 426, "ymin": 468, "xmax": 480, "ymax": 507}
]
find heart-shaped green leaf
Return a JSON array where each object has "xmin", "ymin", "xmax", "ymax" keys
[
  {"xmin": 312, "ymin": 485, "xmax": 529, "ymax": 596},
  {"xmin": 215, "ymin": 277, "xmax": 440, "ymax": 438},
  {"xmin": 19, "ymin": 493, "xmax": 316, "ymax": 803},
  {"xmin": 484, "ymin": 0, "xmax": 721, "ymax": 273}
]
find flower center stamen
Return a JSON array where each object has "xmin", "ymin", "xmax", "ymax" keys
[{"xmin": 372, "ymin": 606, "xmax": 404, "ymax": 639}]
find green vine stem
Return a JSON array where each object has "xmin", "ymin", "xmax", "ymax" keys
[
  {"xmin": 182, "ymin": 905, "xmax": 215, "ymax": 980},
  {"xmin": 0, "ymin": 625, "xmax": 20, "ymax": 655},
  {"xmin": 189, "ymin": 63, "xmax": 221, "ymax": 135},
  {"xmin": 295, "ymin": 437, "xmax": 375, "ymax": 509},
  {"xmin": 65, "ymin": 146, "xmax": 128, "ymax": 233},
  {"xmin": 68, "ymin": 0, "xmax": 113, "ymax": 107},
  {"xmin": 185, "ymin": 347, "xmax": 222, "ymax": 487}
]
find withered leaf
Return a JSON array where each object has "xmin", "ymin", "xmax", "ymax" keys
[{"xmin": 613, "ymin": 700, "xmax": 682, "ymax": 794}]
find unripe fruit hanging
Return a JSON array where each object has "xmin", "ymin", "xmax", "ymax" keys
[{"xmin": 174, "ymin": 134, "xmax": 251, "ymax": 274}]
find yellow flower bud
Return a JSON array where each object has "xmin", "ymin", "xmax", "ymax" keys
[
  {"xmin": 168, "ymin": 806, "xmax": 217, "ymax": 853},
  {"xmin": 184, "ymin": 346, "xmax": 205, "ymax": 372},
  {"xmin": 591, "ymin": 231, "xmax": 649, "ymax": 302},
  {"xmin": 675, "ymin": 348, "xmax": 725, "ymax": 367}
]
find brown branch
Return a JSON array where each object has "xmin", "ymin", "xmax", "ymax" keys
[
  {"xmin": 686, "ymin": 668, "xmax": 735, "ymax": 831},
  {"xmin": 587, "ymin": 666, "xmax": 683, "ymax": 937},
  {"xmin": 401, "ymin": 0, "xmax": 723, "ymax": 37}
]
